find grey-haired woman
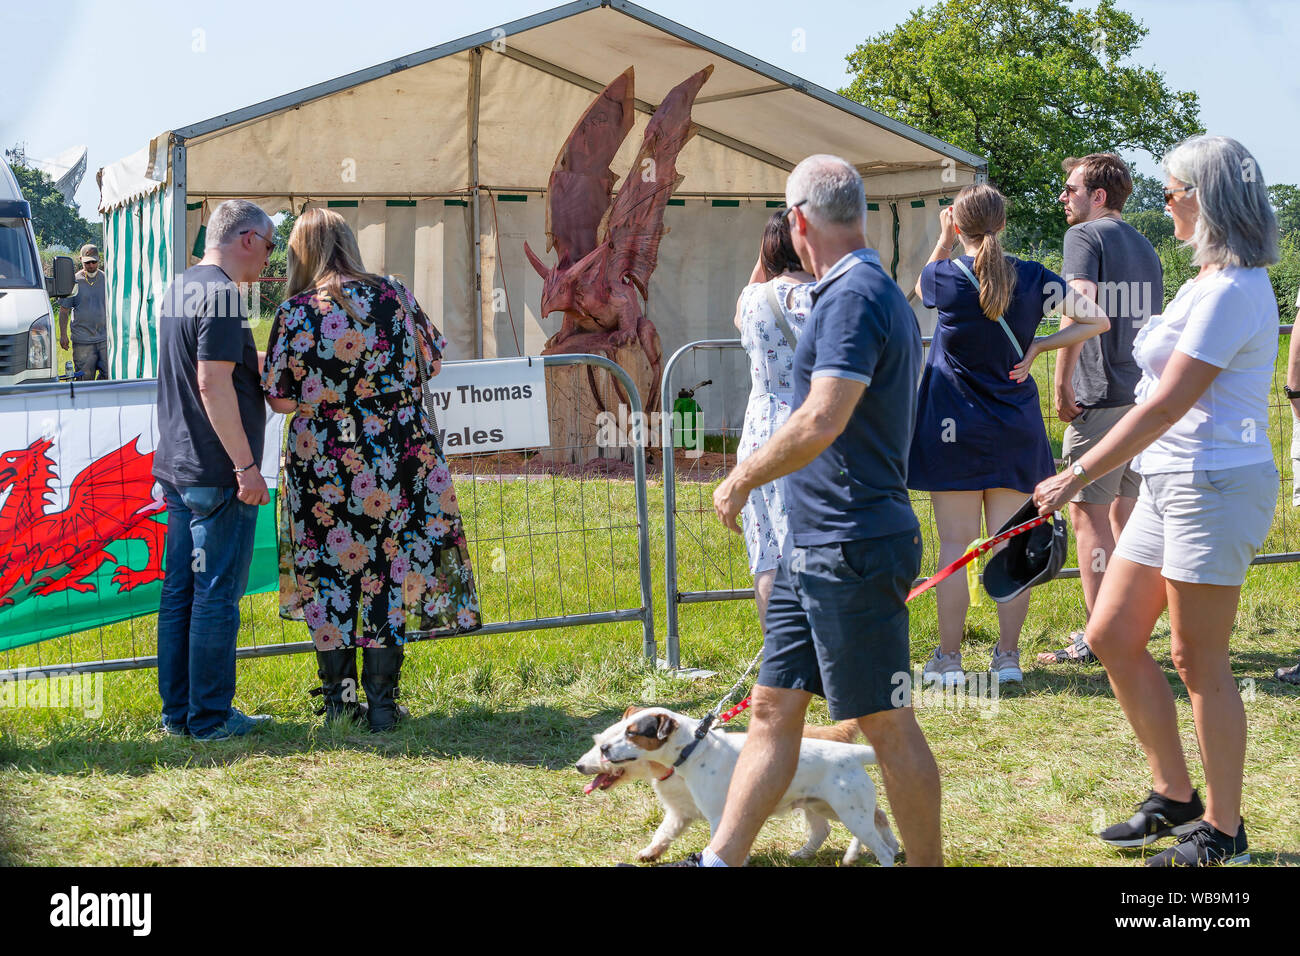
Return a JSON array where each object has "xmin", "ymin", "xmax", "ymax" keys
[{"xmin": 1033, "ymin": 135, "xmax": 1281, "ymax": 866}]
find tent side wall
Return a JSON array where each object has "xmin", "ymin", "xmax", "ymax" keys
[
  {"xmin": 172, "ymin": 184, "xmax": 972, "ymax": 433},
  {"xmin": 298, "ymin": 198, "xmax": 477, "ymax": 359},
  {"xmin": 110, "ymin": 7, "xmax": 985, "ymax": 426},
  {"xmin": 104, "ymin": 184, "xmax": 171, "ymax": 380}
]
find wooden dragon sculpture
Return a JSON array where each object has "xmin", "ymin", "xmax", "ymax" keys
[{"xmin": 525, "ymin": 64, "xmax": 713, "ymax": 414}]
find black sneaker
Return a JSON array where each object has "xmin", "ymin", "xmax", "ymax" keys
[
  {"xmin": 659, "ymin": 852, "xmax": 704, "ymax": 866},
  {"xmin": 1146, "ymin": 820, "xmax": 1249, "ymax": 867},
  {"xmin": 1099, "ymin": 789, "xmax": 1204, "ymax": 847}
]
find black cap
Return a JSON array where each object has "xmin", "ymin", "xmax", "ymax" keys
[{"xmin": 983, "ymin": 497, "xmax": 1068, "ymax": 603}]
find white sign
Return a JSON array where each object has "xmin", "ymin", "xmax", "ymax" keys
[{"xmin": 425, "ymin": 357, "xmax": 549, "ymax": 455}]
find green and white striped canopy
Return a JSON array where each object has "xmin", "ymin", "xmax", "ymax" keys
[{"xmin": 103, "ymin": 187, "xmax": 171, "ymax": 379}]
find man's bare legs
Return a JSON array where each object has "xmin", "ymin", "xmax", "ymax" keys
[
  {"xmin": 1070, "ymin": 500, "xmax": 1117, "ymax": 615},
  {"xmin": 1110, "ymin": 494, "xmax": 1137, "ymax": 543},
  {"xmin": 1038, "ymin": 493, "xmax": 1136, "ymax": 664},
  {"xmin": 858, "ymin": 707, "xmax": 943, "ymax": 866},
  {"xmin": 707, "ymin": 686, "xmax": 943, "ymax": 867},
  {"xmin": 707, "ymin": 684, "xmax": 811, "ymax": 866}
]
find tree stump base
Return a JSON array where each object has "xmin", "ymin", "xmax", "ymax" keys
[{"xmin": 540, "ymin": 343, "xmax": 658, "ymax": 467}]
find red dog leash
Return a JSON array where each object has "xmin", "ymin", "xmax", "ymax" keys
[
  {"xmin": 904, "ymin": 512, "xmax": 1051, "ymax": 603},
  {"xmin": 717, "ymin": 512, "xmax": 1053, "ymax": 725}
]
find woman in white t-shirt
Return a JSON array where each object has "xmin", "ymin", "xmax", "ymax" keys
[{"xmin": 1034, "ymin": 135, "xmax": 1280, "ymax": 867}]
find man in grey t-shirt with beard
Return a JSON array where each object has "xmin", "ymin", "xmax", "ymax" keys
[{"xmin": 1041, "ymin": 153, "xmax": 1163, "ymax": 664}]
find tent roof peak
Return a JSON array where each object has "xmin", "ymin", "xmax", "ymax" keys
[{"xmin": 171, "ymin": 0, "xmax": 985, "ymax": 173}]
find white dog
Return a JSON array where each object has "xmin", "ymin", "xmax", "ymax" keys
[{"xmin": 577, "ymin": 705, "xmax": 899, "ymax": 865}]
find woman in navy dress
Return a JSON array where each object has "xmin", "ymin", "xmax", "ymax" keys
[{"xmin": 909, "ymin": 184, "xmax": 1109, "ymax": 685}]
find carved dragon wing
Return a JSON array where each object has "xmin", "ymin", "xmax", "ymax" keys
[
  {"xmin": 597, "ymin": 65, "xmax": 713, "ymax": 298},
  {"xmin": 526, "ymin": 67, "xmax": 636, "ymax": 276}
]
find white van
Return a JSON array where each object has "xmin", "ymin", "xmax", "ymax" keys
[{"xmin": 0, "ymin": 158, "xmax": 74, "ymax": 385}]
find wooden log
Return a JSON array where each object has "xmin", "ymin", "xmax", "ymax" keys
[{"xmin": 539, "ymin": 341, "xmax": 657, "ymax": 466}]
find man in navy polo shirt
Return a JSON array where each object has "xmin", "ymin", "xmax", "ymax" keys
[{"xmin": 700, "ymin": 155, "xmax": 941, "ymax": 867}]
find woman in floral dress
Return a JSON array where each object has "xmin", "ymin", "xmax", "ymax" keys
[
  {"xmin": 733, "ymin": 211, "xmax": 813, "ymax": 630},
  {"xmin": 261, "ymin": 208, "xmax": 479, "ymax": 731}
]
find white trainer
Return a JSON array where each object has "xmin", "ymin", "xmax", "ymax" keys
[
  {"xmin": 990, "ymin": 646, "xmax": 1023, "ymax": 683},
  {"xmin": 922, "ymin": 647, "xmax": 966, "ymax": 687}
]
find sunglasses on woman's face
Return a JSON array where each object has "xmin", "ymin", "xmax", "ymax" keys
[{"xmin": 1163, "ymin": 185, "xmax": 1195, "ymax": 203}]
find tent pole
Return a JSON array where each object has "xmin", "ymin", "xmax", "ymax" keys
[
  {"xmin": 170, "ymin": 137, "xmax": 187, "ymax": 277},
  {"xmin": 469, "ymin": 48, "xmax": 484, "ymax": 359}
]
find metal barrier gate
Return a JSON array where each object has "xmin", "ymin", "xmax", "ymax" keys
[
  {"xmin": 661, "ymin": 331, "xmax": 1300, "ymax": 671},
  {"xmin": 0, "ymin": 353, "xmax": 656, "ymax": 681}
]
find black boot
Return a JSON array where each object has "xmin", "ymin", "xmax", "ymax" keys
[
  {"xmin": 361, "ymin": 644, "xmax": 410, "ymax": 733},
  {"xmin": 311, "ymin": 647, "xmax": 368, "ymax": 725}
]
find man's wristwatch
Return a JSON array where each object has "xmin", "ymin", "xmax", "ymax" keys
[
  {"xmin": 234, "ymin": 462, "xmax": 258, "ymax": 475},
  {"xmin": 1072, "ymin": 463, "xmax": 1091, "ymax": 485},
  {"xmin": 1285, "ymin": 385, "xmax": 1300, "ymax": 400}
]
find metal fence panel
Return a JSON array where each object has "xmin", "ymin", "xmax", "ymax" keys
[
  {"xmin": 661, "ymin": 331, "xmax": 1300, "ymax": 669},
  {"xmin": 0, "ymin": 354, "xmax": 655, "ymax": 681}
]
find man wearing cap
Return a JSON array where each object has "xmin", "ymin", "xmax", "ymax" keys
[{"xmin": 58, "ymin": 243, "xmax": 110, "ymax": 380}]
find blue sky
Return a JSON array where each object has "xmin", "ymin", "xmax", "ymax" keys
[{"xmin": 4, "ymin": 0, "xmax": 1297, "ymax": 219}]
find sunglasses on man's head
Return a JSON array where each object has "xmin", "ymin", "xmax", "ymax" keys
[{"xmin": 784, "ymin": 199, "xmax": 808, "ymax": 221}]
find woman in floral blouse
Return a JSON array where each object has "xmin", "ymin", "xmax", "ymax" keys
[{"xmin": 262, "ymin": 208, "xmax": 479, "ymax": 731}]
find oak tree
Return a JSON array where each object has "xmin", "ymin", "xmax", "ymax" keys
[{"xmin": 842, "ymin": 0, "xmax": 1202, "ymax": 249}]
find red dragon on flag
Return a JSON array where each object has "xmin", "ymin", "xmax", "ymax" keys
[{"xmin": 0, "ymin": 436, "xmax": 167, "ymax": 608}]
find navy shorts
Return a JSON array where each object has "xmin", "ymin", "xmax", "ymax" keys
[{"xmin": 757, "ymin": 527, "xmax": 922, "ymax": 720}]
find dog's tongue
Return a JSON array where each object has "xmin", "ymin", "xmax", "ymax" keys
[{"xmin": 583, "ymin": 773, "xmax": 613, "ymax": 795}]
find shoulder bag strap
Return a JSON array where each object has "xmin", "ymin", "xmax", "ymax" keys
[
  {"xmin": 763, "ymin": 279, "xmax": 799, "ymax": 348},
  {"xmin": 950, "ymin": 258, "xmax": 1024, "ymax": 360}
]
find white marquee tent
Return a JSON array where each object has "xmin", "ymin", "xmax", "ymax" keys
[{"xmin": 97, "ymin": 0, "xmax": 984, "ymax": 427}]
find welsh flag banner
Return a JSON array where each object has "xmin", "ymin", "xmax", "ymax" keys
[{"xmin": 0, "ymin": 381, "xmax": 284, "ymax": 652}]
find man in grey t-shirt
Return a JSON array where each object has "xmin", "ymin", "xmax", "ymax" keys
[
  {"xmin": 153, "ymin": 199, "xmax": 277, "ymax": 740},
  {"xmin": 58, "ymin": 243, "xmax": 109, "ymax": 380},
  {"xmin": 1042, "ymin": 153, "xmax": 1163, "ymax": 664}
]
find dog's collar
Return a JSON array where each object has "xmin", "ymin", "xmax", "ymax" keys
[
  {"xmin": 672, "ymin": 714, "xmax": 718, "ymax": 768},
  {"xmin": 671, "ymin": 740, "xmax": 701, "ymax": 768}
]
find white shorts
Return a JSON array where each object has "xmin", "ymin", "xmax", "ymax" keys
[{"xmin": 1114, "ymin": 461, "xmax": 1278, "ymax": 586}]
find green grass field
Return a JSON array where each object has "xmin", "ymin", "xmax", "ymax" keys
[
  {"xmin": 4, "ymin": 342, "xmax": 1299, "ymax": 867},
  {"xmin": 3, "ymin": 469, "xmax": 1298, "ymax": 866}
]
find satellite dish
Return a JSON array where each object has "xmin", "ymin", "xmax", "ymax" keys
[{"xmin": 27, "ymin": 146, "xmax": 89, "ymax": 204}]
